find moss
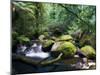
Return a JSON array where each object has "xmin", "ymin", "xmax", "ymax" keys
[
  {"xmin": 17, "ymin": 35, "xmax": 30, "ymax": 44},
  {"xmin": 81, "ymin": 45, "xmax": 96, "ymax": 58},
  {"xmin": 38, "ymin": 35, "xmax": 45, "ymax": 41},
  {"xmin": 43, "ymin": 40, "xmax": 54, "ymax": 48},
  {"xmin": 57, "ymin": 42, "xmax": 76, "ymax": 57},
  {"xmin": 43, "ymin": 32, "xmax": 49, "ymax": 37},
  {"xmin": 58, "ymin": 35, "xmax": 73, "ymax": 41}
]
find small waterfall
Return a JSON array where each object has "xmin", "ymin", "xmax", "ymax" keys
[
  {"xmin": 25, "ymin": 42, "xmax": 50, "ymax": 59},
  {"xmin": 16, "ymin": 45, "xmax": 27, "ymax": 54}
]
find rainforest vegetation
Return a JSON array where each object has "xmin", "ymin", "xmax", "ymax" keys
[{"xmin": 12, "ymin": 1, "xmax": 96, "ymax": 74}]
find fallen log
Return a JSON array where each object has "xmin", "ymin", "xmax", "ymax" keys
[{"xmin": 12, "ymin": 53, "xmax": 63, "ymax": 66}]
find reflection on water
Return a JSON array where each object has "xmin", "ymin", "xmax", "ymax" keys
[{"xmin": 12, "ymin": 59, "xmax": 77, "ymax": 74}]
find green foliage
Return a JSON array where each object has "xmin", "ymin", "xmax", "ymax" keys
[
  {"xmin": 12, "ymin": 31, "xmax": 19, "ymax": 46},
  {"xmin": 12, "ymin": 2, "xmax": 45, "ymax": 38},
  {"xmin": 57, "ymin": 42, "xmax": 76, "ymax": 57},
  {"xmin": 79, "ymin": 34, "xmax": 96, "ymax": 48},
  {"xmin": 12, "ymin": 1, "xmax": 96, "ymax": 54},
  {"xmin": 17, "ymin": 35, "xmax": 30, "ymax": 44},
  {"xmin": 12, "ymin": 31, "xmax": 18, "ymax": 39},
  {"xmin": 81, "ymin": 45, "xmax": 96, "ymax": 58}
]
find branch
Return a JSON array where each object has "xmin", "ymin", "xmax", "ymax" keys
[
  {"xmin": 12, "ymin": 53, "xmax": 85, "ymax": 67},
  {"xmin": 12, "ymin": 53, "xmax": 39, "ymax": 65},
  {"xmin": 59, "ymin": 4, "xmax": 90, "ymax": 26},
  {"xmin": 40, "ymin": 53, "xmax": 63, "ymax": 65},
  {"xmin": 12, "ymin": 53, "xmax": 63, "ymax": 66}
]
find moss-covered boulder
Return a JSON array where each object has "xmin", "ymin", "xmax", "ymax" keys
[
  {"xmin": 58, "ymin": 35, "xmax": 73, "ymax": 41},
  {"xmin": 81, "ymin": 45, "xmax": 96, "ymax": 58},
  {"xmin": 56, "ymin": 42, "xmax": 77, "ymax": 57},
  {"xmin": 42, "ymin": 40, "xmax": 54, "ymax": 48}
]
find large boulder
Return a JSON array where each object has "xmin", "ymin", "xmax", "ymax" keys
[
  {"xmin": 81, "ymin": 45, "xmax": 96, "ymax": 59},
  {"xmin": 51, "ymin": 42, "xmax": 76, "ymax": 58},
  {"xmin": 51, "ymin": 42, "xmax": 62, "ymax": 51},
  {"xmin": 58, "ymin": 35, "xmax": 73, "ymax": 41}
]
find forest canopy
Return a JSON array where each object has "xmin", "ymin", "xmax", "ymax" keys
[{"xmin": 12, "ymin": 1, "xmax": 96, "ymax": 49}]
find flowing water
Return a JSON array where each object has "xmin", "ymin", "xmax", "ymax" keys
[
  {"xmin": 25, "ymin": 43, "xmax": 50, "ymax": 59},
  {"xmin": 16, "ymin": 41, "xmax": 50, "ymax": 59},
  {"xmin": 13, "ymin": 41, "xmax": 95, "ymax": 74}
]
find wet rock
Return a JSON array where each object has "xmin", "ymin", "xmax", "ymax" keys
[
  {"xmin": 88, "ymin": 61, "xmax": 96, "ymax": 69},
  {"xmin": 51, "ymin": 42, "xmax": 62, "ymax": 51},
  {"xmin": 41, "ymin": 39, "xmax": 54, "ymax": 52}
]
